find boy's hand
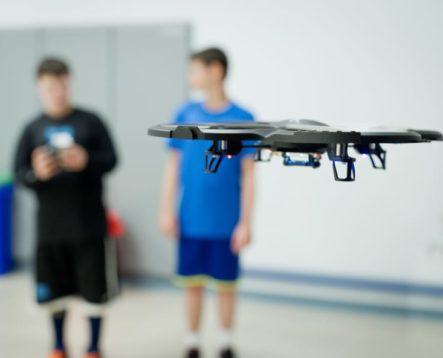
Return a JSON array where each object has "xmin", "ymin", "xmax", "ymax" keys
[
  {"xmin": 159, "ymin": 210, "xmax": 179, "ymax": 239},
  {"xmin": 31, "ymin": 147, "xmax": 59, "ymax": 181},
  {"xmin": 231, "ymin": 221, "xmax": 252, "ymax": 254},
  {"xmin": 59, "ymin": 144, "xmax": 89, "ymax": 172}
]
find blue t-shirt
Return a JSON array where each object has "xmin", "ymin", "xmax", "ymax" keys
[{"xmin": 168, "ymin": 101, "xmax": 255, "ymax": 240}]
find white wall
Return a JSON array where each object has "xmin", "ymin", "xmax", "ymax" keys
[{"xmin": 1, "ymin": 0, "xmax": 442, "ymax": 285}]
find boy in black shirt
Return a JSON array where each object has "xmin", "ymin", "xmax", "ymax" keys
[{"xmin": 14, "ymin": 58, "xmax": 118, "ymax": 358}]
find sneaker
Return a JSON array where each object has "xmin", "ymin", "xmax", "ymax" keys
[
  {"xmin": 185, "ymin": 348, "xmax": 200, "ymax": 358},
  {"xmin": 84, "ymin": 352, "xmax": 101, "ymax": 358},
  {"xmin": 48, "ymin": 350, "xmax": 68, "ymax": 358},
  {"xmin": 220, "ymin": 348, "xmax": 237, "ymax": 358}
]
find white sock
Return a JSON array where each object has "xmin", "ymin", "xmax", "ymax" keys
[
  {"xmin": 219, "ymin": 328, "xmax": 234, "ymax": 349},
  {"xmin": 184, "ymin": 331, "xmax": 200, "ymax": 348}
]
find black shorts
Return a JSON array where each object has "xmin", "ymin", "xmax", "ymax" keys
[{"xmin": 35, "ymin": 239, "xmax": 119, "ymax": 304}]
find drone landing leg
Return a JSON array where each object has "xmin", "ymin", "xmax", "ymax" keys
[
  {"xmin": 204, "ymin": 140, "xmax": 244, "ymax": 173},
  {"xmin": 205, "ymin": 142, "xmax": 224, "ymax": 173},
  {"xmin": 332, "ymin": 159, "xmax": 356, "ymax": 182},
  {"xmin": 369, "ymin": 144, "xmax": 387, "ymax": 170},
  {"xmin": 205, "ymin": 152, "xmax": 223, "ymax": 173},
  {"xmin": 328, "ymin": 144, "xmax": 356, "ymax": 182},
  {"xmin": 354, "ymin": 143, "xmax": 387, "ymax": 170},
  {"xmin": 254, "ymin": 148, "xmax": 272, "ymax": 162}
]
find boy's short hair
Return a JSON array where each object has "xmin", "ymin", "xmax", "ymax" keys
[
  {"xmin": 36, "ymin": 57, "xmax": 70, "ymax": 78},
  {"xmin": 191, "ymin": 47, "xmax": 229, "ymax": 78}
]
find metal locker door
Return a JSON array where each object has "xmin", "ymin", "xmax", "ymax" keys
[
  {"xmin": 0, "ymin": 29, "xmax": 41, "ymax": 263},
  {"xmin": 111, "ymin": 24, "xmax": 190, "ymax": 276}
]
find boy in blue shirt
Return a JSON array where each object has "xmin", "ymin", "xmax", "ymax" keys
[{"xmin": 160, "ymin": 48, "xmax": 255, "ymax": 358}]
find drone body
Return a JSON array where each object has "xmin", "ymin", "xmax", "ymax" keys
[{"xmin": 148, "ymin": 119, "xmax": 442, "ymax": 182}]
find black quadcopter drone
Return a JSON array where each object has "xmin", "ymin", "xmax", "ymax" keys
[{"xmin": 148, "ymin": 119, "xmax": 442, "ymax": 182}]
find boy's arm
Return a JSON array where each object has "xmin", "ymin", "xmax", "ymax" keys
[
  {"xmin": 14, "ymin": 126, "xmax": 35, "ymax": 187},
  {"xmin": 232, "ymin": 156, "xmax": 255, "ymax": 254},
  {"xmin": 84, "ymin": 117, "xmax": 118, "ymax": 176},
  {"xmin": 13, "ymin": 125, "xmax": 57, "ymax": 189},
  {"xmin": 159, "ymin": 150, "xmax": 180, "ymax": 239}
]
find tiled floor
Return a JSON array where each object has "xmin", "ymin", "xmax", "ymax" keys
[{"xmin": 1, "ymin": 273, "xmax": 442, "ymax": 358}]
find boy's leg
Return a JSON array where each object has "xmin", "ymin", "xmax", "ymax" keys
[
  {"xmin": 217, "ymin": 289, "xmax": 236, "ymax": 330},
  {"xmin": 75, "ymin": 239, "xmax": 116, "ymax": 356},
  {"xmin": 36, "ymin": 243, "xmax": 75, "ymax": 357},
  {"xmin": 176, "ymin": 238, "xmax": 207, "ymax": 351},
  {"xmin": 217, "ymin": 289, "xmax": 236, "ymax": 349},
  {"xmin": 208, "ymin": 239, "xmax": 240, "ymax": 354},
  {"xmin": 47, "ymin": 298, "xmax": 71, "ymax": 353},
  {"xmin": 83, "ymin": 303, "xmax": 105, "ymax": 355},
  {"xmin": 184, "ymin": 286, "xmax": 204, "ymax": 347},
  {"xmin": 52, "ymin": 311, "xmax": 66, "ymax": 351}
]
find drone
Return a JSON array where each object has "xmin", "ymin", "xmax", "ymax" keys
[{"xmin": 148, "ymin": 119, "xmax": 442, "ymax": 182}]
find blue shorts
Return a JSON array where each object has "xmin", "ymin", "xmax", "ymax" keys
[{"xmin": 175, "ymin": 237, "xmax": 240, "ymax": 290}]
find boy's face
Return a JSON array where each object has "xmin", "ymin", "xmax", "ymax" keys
[
  {"xmin": 187, "ymin": 59, "xmax": 224, "ymax": 90},
  {"xmin": 37, "ymin": 74, "xmax": 71, "ymax": 115}
]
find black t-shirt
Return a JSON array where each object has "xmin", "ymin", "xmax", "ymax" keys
[{"xmin": 13, "ymin": 108, "xmax": 118, "ymax": 244}]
